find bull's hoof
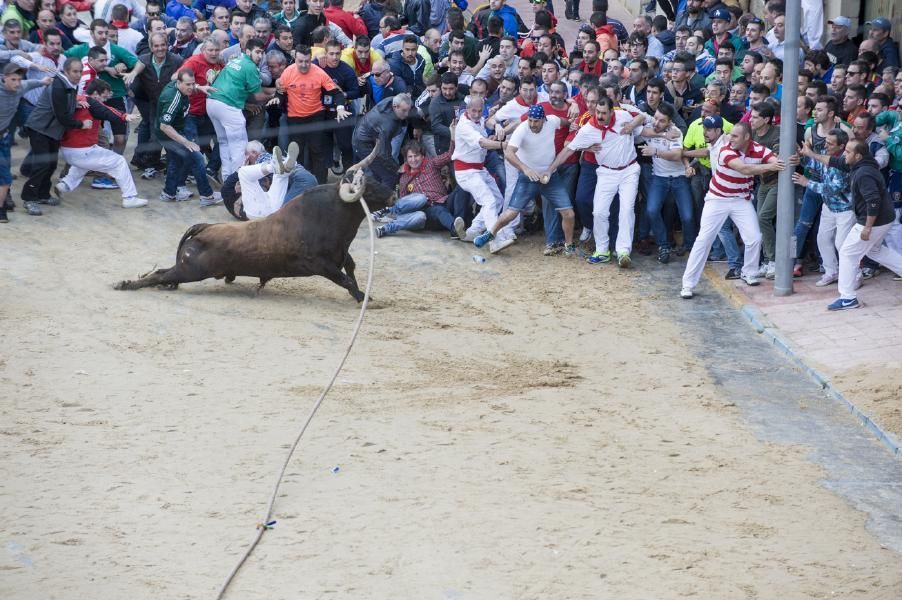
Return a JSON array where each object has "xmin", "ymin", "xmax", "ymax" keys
[
  {"xmin": 113, "ymin": 280, "xmax": 130, "ymax": 290},
  {"xmin": 224, "ymin": 275, "xmax": 235, "ymax": 284}
]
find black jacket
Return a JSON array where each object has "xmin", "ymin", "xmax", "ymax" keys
[
  {"xmin": 429, "ymin": 91, "xmax": 465, "ymax": 154},
  {"xmin": 25, "ymin": 72, "xmax": 81, "ymax": 140},
  {"xmin": 833, "ymin": 155, "xmax": 897, "ymax": 227},
  {"xmin": 387, "ymin": 52, "xmax": 426, "ymax": 97},
  {"xmin": 291, "ymin": 12, "xmax": 326, "ymax": 48},
  {"xmin": 132, "ymin": 52, "xmax": 184, "ymax": 102}
]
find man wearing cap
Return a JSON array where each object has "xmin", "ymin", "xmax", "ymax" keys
[
  {"xmin": 705, "ymin": 8, "xmax": 745, "ymax": 64},
  {"xmin": 475, "ymin": 104, "xmax": 575, "ymax": 256},
  {"xmin": 825, "ymin": 16, "xmax": 857, "ymax": 68},
  {"xmin": 680, "ymin": 120, "xmax": 785, "ymax": 298},
  {"xmin": 867, "ymin": 18, "xmax": 900, "ymax": 72}
]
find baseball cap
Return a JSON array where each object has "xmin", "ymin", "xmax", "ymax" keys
[
  {"xmin": 828, "ymin": 16, "xmax": 851, "ymax": 28},
  {"xmin": 527, "ymin": 104, "xmax": 546, "ymax": 119},
  {"xmin": 867, "ymin": 17, "xmax": 891, "ymax": 31},
  {"xmin": 710, "ymin": 8, "xmax": 730, "ymax": 22},
  {"xmin": 703, "ymin": 115, "xmax": 723, "ymax": 129}
]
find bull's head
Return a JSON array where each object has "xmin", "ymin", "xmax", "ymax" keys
[{"xmin": 339, "ymin": 142, "xmax": 380, "ymax": 203}]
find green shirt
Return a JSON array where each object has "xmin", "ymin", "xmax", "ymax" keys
[
  {"xmin": 207, "ymin": 54, "xmax": 262, "ymax": 110},
  {"xmin": 64, "ymin": 42, "xmax": 138, "ymax": 99},
  {"xmin": 683, "ymin": 117, "xmax": 734, "ymax": 169},
  {"xmin": 155, "ymin": 81, "xmax": 190, "ymax": 138}
]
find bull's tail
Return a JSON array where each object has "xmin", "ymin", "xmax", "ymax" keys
[{"xmin": 176, "ymin": 223, "xmax": 213, "ymax": 257}]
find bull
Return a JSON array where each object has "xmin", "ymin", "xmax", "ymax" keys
[{"xmin": 114, "ymin": 146, "xmax": 395, "ymax": 302}]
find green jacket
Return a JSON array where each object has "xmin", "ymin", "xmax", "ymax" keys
[{"xmin": 65, "ymin": 42, "xmax": 139, "ymax": 99}]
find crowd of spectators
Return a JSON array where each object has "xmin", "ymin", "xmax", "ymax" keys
[{"xmin": 0, "ymin": 0, "xmax": 901, "ymax": 309}]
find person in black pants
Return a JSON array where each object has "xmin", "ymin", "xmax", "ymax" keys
[{"xmin": 21, "ymin": 57, "xmax": 90, "ymax": 215}]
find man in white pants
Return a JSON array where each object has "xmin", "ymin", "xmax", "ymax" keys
[
  {"xmin": 792, "ymin": 128, "xmax": 855, "ymax": 287},
  {"xmin": 206, "ymin": 38, "xmax": 272, "ymax": 180},
  {"xmin": 680, "ymin": 119, "xmax": 785, "ymax": 298},
  {"xmin": 451, "ymin": 96, "xmax": 507, "ymax": 251},
  {"xmin": 54, "ymin": 79, "xmax": 147, "ymax": 208},
  {"xmin": 826, "ymin": 139, "xmax": 902, "ymax": 310},
  {"xmin": 237, "ymin": 141, "xmax": 300, "ymax": 220},
  {"xmin": 546, "ymin": 95, "xmax": 642, "ymax": 268}
]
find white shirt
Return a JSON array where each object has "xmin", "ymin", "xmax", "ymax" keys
[
  {"xmin": 451, "ymin": 113, "xmax": 488, "ymax": 164},
  {"xmin": 568, "ymin": 109, "xmax": 640, "ymax": 169},
  {"xmin": 493, "ymin": 96, "xmax": 532, "ymax": 123},
  {"xmin": 507, "ymin": 115, "xmax": 560, "ymax": 172},
  {"xmin": 643, "ymin": 126, "xmax": 685, "ymax": 177},
  {"xmin": 114, "ymin": 27, "xmax": 143, "ymax": 55}
]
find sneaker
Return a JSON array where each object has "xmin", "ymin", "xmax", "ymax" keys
[
  {"xmin": 176, "ymin": 187, "xmax": 193, "ymax": 201},
  {"xmin": 41, "ymin": 195, "xmax": 60, "ymax": 206},
  {"xmin": 185, "ymin": 174, "xmax": 196, "ymax": 185},
  {"xmin": 0, "ymin": 207, "xmax": 8, "ymax": 223},
  {"xmin": 741, "ymin": 274, "xmax": 760, "ymax": 286},
  {"xmin": 199, "ymin": 192, "xmax": 223, "ymax": 207},
  {"xmin": 635, "ymin": 238, "xmax": 653, "ymax": 256},
  {"xmin": 543, "ymin": 242, "xmax": 564, "ymax": 256},
  {"xmin": 657, "ymin": 247, "xmax": 671, "ymax": 264},
  {"xmin": 284, "ymin": 141, "xmax": 299, "ymax": 172},
  {"xmin": 587, "ymin": 250, "xmax": 611, "ymax": 264},
  {"xmin": 765, "ymin": 261, "xmax": 776, "ymax": 280},
  {"xmin": 579, "ymin": 227, "xmax": 592, "ymax": 242},
  {"xmin": 141, "ymin": 167, "xmax": 157, "ymax": 180},
  {"xmin": 674, "ymin": 246, "xmax": 688, "ymax": 257},
  {"xmin": 91, "ymin": 177, "xmax": 119, "ymax": 189},
  {"xmin": 122, "ymin": 196, "xmax": 148, "ymax": 209},
  {"xmin": 861, "ymin": 266, "xmax": 880, "ymax": 280},
  {"xmin": 680, "ymin": 287, "xmax": 693, "ymax": 299},
  {"xmin": 370, "ymin": 208, "xmax": 394, "ymax": 223},
  {"xmin": 827, "ymin": 297, "xmax": 860, "ymax": 311},
  {"xmin": 159, "ymin": 188, "xmax": 192, "ymax": 202},
  {"xmin": 375, "ymin": 225, "xmax": 386, "ymax": 238},
  {"xmin": 24, "ymin": 200, "xmax": 42, "ymax": 216},
  {"xmin": 489, "ymin": 237, "xmax": 515, "ymax": 254},
  {"xmin": 617, "ymin": 252, "xmax": 632, "ymax": 268},
  {"xmin": 473, "ymin": 231, "xmax": 494, "ymax": 248},
  {"xmin": 815, "ymin": 273, "xmax": 838, "ymax": 287},
  {"xmin": 53, "ymin": 181, "xmax": 70, "ymax": 199},
  {"xmin": 452, "ymin": 217, "xmax": 466, "ymax": 240},
  {"xmin": 271, "ymin": 146, "xmax": 285, "ymax": 175},
  {"xmin": 563, "ymin": 243, "xmax": 577, "ymax": 257},
  {"xmin": 724, "ymin": 267, "xmax": 741, "ymax": 280},
  {"xmin": 792, "ymin": 263, "xmax": 803, "ymax": 278},
  {"xmin": 707, "ymin": 254, "xmax": 728, "ymax": 262},
  {"xmin": 206, "ymin": 168, "xmax": 222, "ymax": 185},
  {"xmin": 892, "ymin": 274, "xmax": 902, "ymax": 281}
]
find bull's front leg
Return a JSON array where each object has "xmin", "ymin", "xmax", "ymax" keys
[
  {"xmin": 319, "ymin": 265, "xmax": 365, "ymax": 302},
  {"xmin": 343, "ymin": 254, "xmax": 358, "ymax": 289}
]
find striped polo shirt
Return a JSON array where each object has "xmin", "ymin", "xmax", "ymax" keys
[{"xmin": 708, "ymin": 139, "xmax": 774, "ymax": 201}]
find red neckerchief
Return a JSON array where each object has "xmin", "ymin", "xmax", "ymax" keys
[
  {"xmin": 588, "ymin": 113, "xmax": 617, "ymax": 139},
  {"xmin": 580, "ymin": 60, "xmax": 602, "ymax": 76},
  {"xmin": 515, "ymin": 95, "xmax": 537, "ymax": 107},
  {"xmin": 352, "ymin": 52, "xmax": 371, "ymax": 75}
]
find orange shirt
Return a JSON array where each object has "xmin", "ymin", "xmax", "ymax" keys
[{"xmin": 278, "ymin": 63, "xmax": 337, "ymax": 118}]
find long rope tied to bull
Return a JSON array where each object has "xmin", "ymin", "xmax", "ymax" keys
[{"xmin": 214, "ymin": 194, "xmax": 378, "ymax": 600}]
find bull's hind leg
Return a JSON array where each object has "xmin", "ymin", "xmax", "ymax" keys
[
  {"xmin": 343, "ymin": 254, "xmax": 358, "ymax": 288},
  {"xmin": 115, "ymin": 267, "xmax": 174, "ymax": 290},
  {"xmin": 114, "ymin": 264, "xmax": 204, "ymax": 291},
  {"xmin": 254, "ymin": 278, "xmax": 271, "ymax": 297}
]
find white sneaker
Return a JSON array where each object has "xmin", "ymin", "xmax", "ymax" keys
[
  {"xmin": 271, "ymin": 146, "xmax": 285, "ymax": 175},
  {"xmin": 815, "ymin": 273, "xmax": 838, "ymax": 287},
  {"xmin": 753, "ymin": 263, "xmax": 768, "ymax": 278},
  {"xmin": 122, "ymin": 196, "xmax": 148, "ymax": 208},
  {"xmin": 462, "ymin": 227, "xmax": 484, "ymax": 242},
  {"xmin": 579, "ymin": 227, "xmax": 592, "ymax": 242},
  {"xmin": 680, "ymin": 287, "xmax": 693, "ymax": 299},
  {"xmin": 54, "ymin": 181, "xmax": 70, "ymax": 198},
  {"xmin": 765, "ymin": 261, "xmax": 776, "ymax": 279},
  {"xmin": 452, "ymin": 217, "xmax": 466, "ymax": 240},
  {"xmin": 741, "ymin": 274, "xmax": 760, "ymax": 286},
  {"xmin": 176, "ymin": 186, "xmax": 193, "ymax": 201},
  {"xmin": 199, "ymin": 192, "xmax": 223, "ymax": 207},
  {"xmin": 489, "ymin": 237, "xmax": 515, "ymax": 254}
]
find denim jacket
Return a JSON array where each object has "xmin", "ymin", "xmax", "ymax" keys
[{"xmin": 807, "ymin": 155, "xmax": 851, "ymax": 213}]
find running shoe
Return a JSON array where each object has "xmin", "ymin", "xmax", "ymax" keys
[
  {"xmin": 617, "ymin": 251, "xmax": 632, "ymax": 268},
  {"xmin": 587, "ymin": 250, "xmax": 611, "ymax": 264},
  {"xmin": 680, "ymin": 287, "xmax": 693, "ymax": 299},
  {"xmin": 91, "ymin": 177, "xmax": 119, "ymax": 189},
  {"xmin": 489, "ymin": 238, "xmax": 515, "ymax": 254},
  {"xmin": 473, "ymin": 231, "xmax": 494, "ymax": 248},
  {"xmin": 827, "ymin": 297, "xmax": 860, "ymax": 311}
]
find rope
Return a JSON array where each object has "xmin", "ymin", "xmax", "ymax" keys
[{"xmin": 214, "ymin": 195, "xmax": 377, "ymax": 600}]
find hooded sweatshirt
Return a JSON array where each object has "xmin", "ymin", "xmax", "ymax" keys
[{"xmin": 841, "ymin": 155, "xmax": 896, "ymax": 226}]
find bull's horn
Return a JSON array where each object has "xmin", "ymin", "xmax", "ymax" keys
[
  {"xmin": 346, "ymin": 140, "xmax": 380, "ymax": 173},
  {"xmin": 339, "ymin": 168, "xmax": 366, "ymax": 203}
]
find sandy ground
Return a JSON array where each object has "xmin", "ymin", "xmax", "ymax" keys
[
  {"xmin": 832, "ymin": 366, "xmax": 902, "ymax": 443},
  {"xmin": 1, "ymin": 161, "xmax": 901, "ymax": 599}
]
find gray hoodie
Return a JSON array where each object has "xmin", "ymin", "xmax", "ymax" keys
[{"xmin": 0, "ymin": 77, "xmax": 46, "ymax": 135}]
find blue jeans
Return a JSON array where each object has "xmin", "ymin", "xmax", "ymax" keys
[
  {"xmin": 647, "ymin": 175, "xmax": 696, "ymax": 251},
  {"xmin": 283, "ymin": 166, "xmax": 318, "ymax": 204},
  {"xmin": 381, "ymin": 192, "xmax": 428, "ymax": 234},
  {"xmin": 794, "ymin": 187, "xmax": 822, "ymax": 259},
  {"xmin": 484, "ymin": 150, "xmax": 506, "ymax": 195},
  {"xmin": 574, "ymin": 159, "xmax": 596, "ymax": 231},
  {"xmin": 713, "ymin": 217, "xmax": 742, "ymax": 269},
  {"xmin": 184, "ymin": 114, "xmax": 221, "ymax": 174},
  {"xmin": 0, "ymin": 131, "xmax": 11, "ymax": 186},
  {"xmin": 160, "ymin": 139, "xmax": 213, "ymax": 197},
  {"xmin": 510, "ymin": 172, "xmax": 572, "ymax": 245}
]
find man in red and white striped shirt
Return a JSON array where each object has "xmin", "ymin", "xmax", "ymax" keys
[{"xmin": 680, "ymin": 118, "xmax": 785, "ymax": 298}]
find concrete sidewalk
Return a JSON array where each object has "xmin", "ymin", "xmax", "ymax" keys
[{"xmin": 703, "ymin": 262, "xmax": 902, "ymax": 455}]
